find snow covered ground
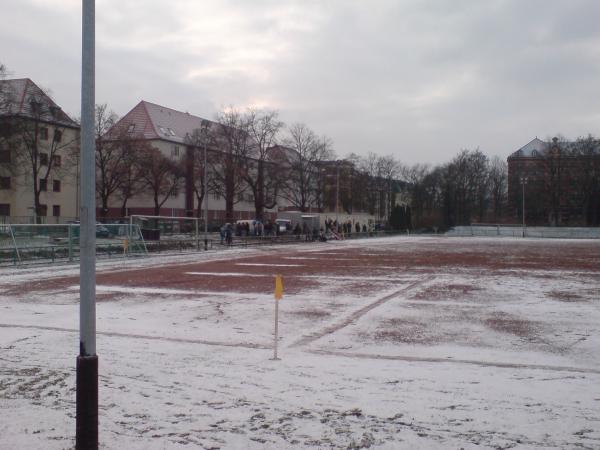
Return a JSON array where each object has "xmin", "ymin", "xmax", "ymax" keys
[{"xmin": 0, "ymin": 236, "xmax": 599, "ymax": 449}]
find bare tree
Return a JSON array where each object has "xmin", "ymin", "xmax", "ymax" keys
[
  {"xmin": 571, "ymin": 135, "xmax": 600, "ymax": 225},
  {"xmin": 402, "ymin": 163, "xmax": 432, "ymax": 227},
  {"xmin": 376, "ymin": 154, "xmax": 402, "ymax": 220},
  {"xmin": 0, "ymin": 65, "xmax": 13, "ymax": 180},
  {"xmin": 281, "ymin": 124, "xmax": 334, "ymax": 212},
  {"xmin": 184, "ymin": 125, "xmax": 216, "ymax": 218},
  {"xmin": 243, "ymin": 109, "xmax": 284, "ymax": 221},
  {"xmin": 136, "ymin": 147, "xmax": 183, "ymax": 215},
  {"xmin": 488, "ymin": 156, "xmax": 507, "ymax": 222},
  {"xmin": 466, "ymin": 150, "xmax": 489, "ymax": 223},
  {"xmin": 358, "ymin": 152, "xmax": 381, "ymax": 216},
  {"xmin": 542, "ymin": 136, "xmax": 568, "ymax": 226},
  {"xmin": 95, "ymin": 104, "xmax": 121, "ymax": 217},
  {"xmin": 212, "ymin": 108, "xmax": 250, "ymax": 222}
]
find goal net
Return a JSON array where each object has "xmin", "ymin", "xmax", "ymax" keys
[
  {"xmin": 0, "ymin": 222, "xmax": 147, "ymax": 266},
  {"xmin": 129, "ymin": 215, "xmax": 208, "ymax": 250}
]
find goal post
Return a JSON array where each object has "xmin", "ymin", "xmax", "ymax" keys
[
  {"xmin": 129, "ymin": 215, "xmax": 204, "ymax": 250},
  {"xmin": 0, "ymin": 222, "xmax": 147, "ymax": 266}
]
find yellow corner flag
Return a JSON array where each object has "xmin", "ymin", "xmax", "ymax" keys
[{"xmin": 274, "ymin": 274, "xmax": 283, "ymax": 300}]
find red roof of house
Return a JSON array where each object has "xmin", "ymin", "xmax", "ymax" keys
[
  {"xmin": 108, "ymin": 100, "xmax": 216, "ymax": 143},
  {"xmin": 0, "ymin": 78, "xmax": 78, "ymax": 128}
]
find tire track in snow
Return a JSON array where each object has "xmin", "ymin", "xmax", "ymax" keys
[
  {"xmin": 0, "ymin": 323, "xmax": 270, "ymax": 350},
  {"xmin": 309, "ymin": 349, "xmax": 600, "ymax": 375},
  {"xmin": 289, "ymin": 276, "xmax": 433, "ymax": 348}
]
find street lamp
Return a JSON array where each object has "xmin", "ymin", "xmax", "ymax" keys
[
  {"xmin": 201, "ymin": 120, "xmax": 210, "ymax": 251},
  {"xmin": 520, "ymin": 176, "xmax": 528, "ymax": 237},
  {"xmin": 77, "ymin": 1, "xmax": 98, "ymax": 448},
  {"xmin": 335, "ymin": 160, "xmax": 340, "ymax": 225}
]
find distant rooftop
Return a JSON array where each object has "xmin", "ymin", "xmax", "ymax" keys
[
  {"xmin": 509, "ymin": 137, "xmax": 600, "ymax": 158},
  {"xmin": 508, "ymin": 138, "xmax": 548, "ymax": 158}
]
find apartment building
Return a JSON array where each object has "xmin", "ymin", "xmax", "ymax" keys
[{"xmin": 0, "ymin": 78, "xmax": 79, "ymax": 223}]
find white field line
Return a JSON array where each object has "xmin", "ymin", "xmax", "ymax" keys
[
  {"xmin": 186, "ymin": 272, "xmax": 269, "ymax": 278},
  {"xmin": 281, "ymin": 256, "xmax": 322, "ymax": 260},
  {"xmin": 185, "ymin": 272, "xmax": 416, "ymax": 282},
  {"xmin": 235, "ymin": 263, "xmax": 304, "ymax": 267},
  {"xmin": 68, "ymin": 285, "xmax": 273, "ymax": 299}
]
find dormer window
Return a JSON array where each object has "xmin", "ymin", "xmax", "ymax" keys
[
  {"xmin": 127, "ymin": 123, "xmax": 136, "ymax": 133},
  {"xmin": 167, "ymin": 128, "xmax": 176, "ymax": 136},
  {"xmin": 29, "ymin": 100, "xmax": 42, "ymax": 115}
]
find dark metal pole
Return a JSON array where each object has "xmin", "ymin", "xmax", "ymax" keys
[{"xmin": 77, "ymin": 1, "xmax": 98, "ymax": 449}]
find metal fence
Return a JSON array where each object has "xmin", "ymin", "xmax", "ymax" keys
[
  {"xmin": 0, "ymin": 225, "xmax": 404, "ymax": 267},
  {"xmin": 0, "ymin": 223, "xmax": 147, "ymax": 266},
  {"xmin": 446, "ymin": 225, "xmax": 600, "ymax": 239}
]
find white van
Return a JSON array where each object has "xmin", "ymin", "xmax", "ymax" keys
[{"xmin": 275, "ymin": 219, "xmax": 292, "ymax": 234}]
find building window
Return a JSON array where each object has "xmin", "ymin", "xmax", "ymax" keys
[
  {"xmin": 40, "ymin": 127, "xmax": 49, "ymax": 140},
  {"xmin": 39, "ymin": 204, "xmax": 48, "ymax": 216},
  {"xmin": 0, "ymin": 204, "xmax": 10, "ymax": 216},
  {"xmin": 54, "ymin": 129, "xmax": 62, "ymax": 143},
  {"xmin": 53, "ymin": 180, "xmax": 61, "ymax": 192},
  {"xmin": 127, "ymin": 123, "xmax": 136, "ymax": 133},
  {"xmin": 0, "ymin": 177, "xmax": 11, "ymax": 190},
  {"xmin": 40, "ymin": 152, "xmax": 48, "ymax": 165},
  {"xmin": 172, "ymin": 145, "xmax": 180, "ymax": 157},
  {"xmin": 52, "ymin": 154, "xmax": 61, "ymax": 167},
  {"xmin": 52, "ymin": 205, "xmax": 61, "ymax": 217},
  {"xmin": 39, "ymin": 179, "xmax": 47, "ymax": 191},
  {"xmin": 0, "ymin": 150, "xmax": 10, "ymax": 163}
]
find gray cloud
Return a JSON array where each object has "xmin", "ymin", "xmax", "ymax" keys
[{"xmin": 2, "ymin": 0, "xmax": 600, "ymax": 164}]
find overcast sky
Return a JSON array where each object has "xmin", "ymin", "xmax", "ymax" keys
[{"xmin": 2, "ymin": 0, "xmax": 599, "ymax": 164}]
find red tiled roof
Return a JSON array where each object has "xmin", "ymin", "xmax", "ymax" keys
[
  {"xmin": 108, "ymin": 100, "xmax": 216, "ymax": 143},
  {"xmin": 0, "ymin": 78, "xmax": 78, "ymax": 128}
]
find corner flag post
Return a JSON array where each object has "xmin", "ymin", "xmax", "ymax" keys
[{"xmin": 272, "ymin": 274, "xmax": 283, "ymax": 360}]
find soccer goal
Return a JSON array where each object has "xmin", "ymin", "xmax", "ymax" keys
[
  {"xmin": 128, "ymin": 215, "xmax": 209, "ymax": 250},
  {"xmin": 0, "ymin": 222, "xmax": 147, "ymax": 266}
]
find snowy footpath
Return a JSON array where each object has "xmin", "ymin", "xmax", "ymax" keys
[{"xmin": 0, "ymin": 236, "xmax": 599, "ymax": 449}]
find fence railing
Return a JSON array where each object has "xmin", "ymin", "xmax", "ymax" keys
[
  {"xmin": 446, "ymin": 225, "xmax": 600, "ymax": 239},
  {"xmin": 0, "ymin": 225, "xmax": 408, "ymax": 267},
  {"xmin": 0, "ymin": 223, "xmax": 147, "ymax": 266}
]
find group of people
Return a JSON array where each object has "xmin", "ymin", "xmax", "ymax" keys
[
  {"xmin": 324, "ymin": 219, "xmax": 368, "ymax": 235},
  {"xmin": 219, "ymin": 218, "xmax": 377, "ymax": 245}
]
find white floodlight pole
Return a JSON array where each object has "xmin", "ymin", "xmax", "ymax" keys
[
  {"xmin": 77, "ymin": 1, "xmax": 98, "ymax": 449},
  {"xmin": 203, "ymin": 122, "xmax": 209, "ymax": 251},
  {"xmin": 335, "ymin": 161, "xmax": 340, "ymax": 226},
  {"xmin": 520, "ymin": 176, "xmax": 528, "ymax": 238}
]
